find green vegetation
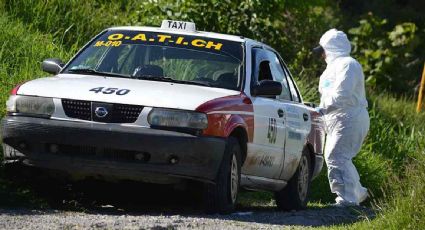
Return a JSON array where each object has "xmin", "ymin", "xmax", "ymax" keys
[
  {"xmin": 0, "ymin": 0, "xmax": 424, "ymax": 228},
  {"xmin": 339, "ymin": 0, "xmax": 425, "ymax": 94},
  {"xmin": 0, "ymin": 14, "xmax": 69, "ymax": 115}
]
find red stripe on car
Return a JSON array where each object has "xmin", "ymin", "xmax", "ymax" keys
[{"xmin": 196, "ymin": 93, "xmax": 254, "ymax": 141}]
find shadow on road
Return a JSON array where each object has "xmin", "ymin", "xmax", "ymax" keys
[{"xmin": 0, "ymin": 164, "xmax": 375, "ymax": 227}]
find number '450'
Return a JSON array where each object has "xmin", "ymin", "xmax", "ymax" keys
[{"xmin": 89, "ymin": 87, "xmax": 130, "ymax": 95}]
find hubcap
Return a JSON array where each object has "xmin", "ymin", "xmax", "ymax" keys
[
  {"xmin": 298, "ymin": 156, "xmax": 309, "ymax": 202},
  {"xmin": 230, "ymin": 154, "xmax": 239, "ymax": 203}
]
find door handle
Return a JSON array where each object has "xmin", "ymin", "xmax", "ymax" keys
[
  {"xmin": 303, "ymin": 113, "xmax": 309, "ymax": 121},
  {"xmin": 278, "ymin": 109, "xmax": 284, "ymax": 118}
]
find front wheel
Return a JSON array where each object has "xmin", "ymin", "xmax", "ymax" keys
[
  {"xmin": 203, "ymin": 137, "xmax": 241, "ymax": 214},
  {"xmin": 275, "ymin": 149, "xmax": 312, "ymax": 211}
]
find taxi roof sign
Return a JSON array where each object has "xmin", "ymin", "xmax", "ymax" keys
[{"xmin": 161, "ymin": 20, "xmax": 196, "ymax": 32}]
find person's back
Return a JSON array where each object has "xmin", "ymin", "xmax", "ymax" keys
[
  {"xmin": 318, "ymin": 31, "xmax": 368, "ymax": 120},
  {"xmin": 314, "ymin": 28, "xmax": 370, "ymax": 206}
]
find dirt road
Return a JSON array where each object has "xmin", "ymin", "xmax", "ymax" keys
[
  {"xmin": 0, "ymin": 205, "xmax": 373, "ymax": 230},
  {"xmin": 0, "ymin": 167, "xmax": 374, "ymax": 229}
]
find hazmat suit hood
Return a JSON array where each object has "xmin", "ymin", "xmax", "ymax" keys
[{"xmin": 319, "ymin": 29, "xmax": 351, "ymax": 64}]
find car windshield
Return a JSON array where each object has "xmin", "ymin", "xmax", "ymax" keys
[{"xmin": 63, "ymin": 30, "xmax": 244, "ymax": 90}]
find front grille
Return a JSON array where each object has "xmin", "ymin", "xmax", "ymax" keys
[
  {"xmin": 46, "ymin": 143, "xmax": 150, "ymax": 163},
  {"xmin": 62, "ymin": 99, "xmax": 91, "ymax": 120},
  {"xmin": 62, "ymin": 99, "xmax": 143, "ymax": 123},
  {"xmin": 110, "ymin": 104, "xmax": 144, "ymax": 123}
]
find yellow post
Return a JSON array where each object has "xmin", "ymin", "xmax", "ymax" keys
[{"xmin": 417, "ymin": 62, "xmax": 425, "ymax": 113}]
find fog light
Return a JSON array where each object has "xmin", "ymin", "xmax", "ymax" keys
[{"xmin": 169, "ymin": 155, "xmax": 179, "ymax": 164}]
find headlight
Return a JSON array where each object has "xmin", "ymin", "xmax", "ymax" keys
[
  {"xmin": 148, "ymin": 108, "xmax": 208, "ymax": 129},
  {"xmin": 6, "ymin": 95, "xmax": 55, "ymax": 116}
]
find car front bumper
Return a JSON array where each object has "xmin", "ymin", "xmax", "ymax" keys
[{"xmin": 1, "ymin": 116, "xmax": 226, "ymax": 183}]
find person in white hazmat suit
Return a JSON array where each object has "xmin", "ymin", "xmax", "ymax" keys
[{"xmin": 313, "ymin": 29, "xmax": 370, "ymax": 206}]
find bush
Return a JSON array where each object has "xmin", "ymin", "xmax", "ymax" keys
[{"xmin": 348, "ymin": 13, "xmax": 422, "ymax": 94}]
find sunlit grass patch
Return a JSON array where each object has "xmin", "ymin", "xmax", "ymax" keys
[{"xmin": 0, "ymin": 14, "xmax": 71, "ymax": 117}]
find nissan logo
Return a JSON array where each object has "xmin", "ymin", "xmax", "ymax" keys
[{"xmin": 95, "ymin": 107, "xmax": 108, "ymax": 118}]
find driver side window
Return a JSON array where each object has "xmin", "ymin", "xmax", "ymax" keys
[
  {"xmin": 251, "ymin": 47, "xmax": 291, "ymax": 101},
  {"xmin": 251, "ymin": 47, "xmax": 276, "ymax": 99},
  {"xmin": 258, "ymin": 61, "xmax": 273, "ymax": 81},
  {"xmin": 266, "ymin": 51, "xmax": 291, "ymax": 101}
]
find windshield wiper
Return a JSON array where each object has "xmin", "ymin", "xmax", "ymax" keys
[
  {"xmin": 186, "ymin": 80, "xmax": 211, "ymax": 86},
  {"xmin": 132, "ymin": 75, "xmax": 173, "ymax": 81},
  {"xmin": 133, "ymin": 75, "xmax": 211, "ymax": 87},
  {"xmin": 67, "ymin": 68, "xmax": 129, "ymax": 78}
]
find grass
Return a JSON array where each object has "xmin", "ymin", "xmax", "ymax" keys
[
  {"xmin": 0, "ymin": 1, "xmax": 424, "ymax": 228},
  {"xmin": 318, "ymin": 154, "xmax": 425, "ymax": 229},
  {"xmin": 1, "ymin": 0, "xmax": 137, "ymax": 49},
  {"xmin": 0, "ymin": 13, "xmax": 70, "ymax": 116}
]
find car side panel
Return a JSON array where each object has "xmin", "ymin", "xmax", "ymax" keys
[
  {"xmin": 279, "ymin": 103, "xmax": 311, "ymax": 181},
  {"xmin": 243, "ymin": 97, "xmax": 286, "ymax": 179}
]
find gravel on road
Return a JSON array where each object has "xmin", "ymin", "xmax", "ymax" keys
[
  {"xmin": 0, "ymin": 167, "xmax": 375, "ymax": 229},
  {"xmin": 0, "ymin": 206, "xmax": 374, "ymax": 230}
]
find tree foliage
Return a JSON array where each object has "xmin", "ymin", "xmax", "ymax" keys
[
  {"xmin": 1, "ymin": 0, "xmax": 423, "ymax": 96},
  {"xmin": 348, "ymin": 13, "xmax": 419, "ymax": 91},
  {"xmin": 337, "ymin": 0, "xmax": 424, "ymax": 95}
]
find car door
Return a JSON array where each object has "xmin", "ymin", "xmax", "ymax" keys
[
  {"xmin": 242, "ymin": 47, "xmax": 286, "ymax": 179},
  {"xmin": 277, "ymin": 59, "xmax": 312, "ymax": 181}
]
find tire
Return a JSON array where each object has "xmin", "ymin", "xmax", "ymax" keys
[
  {"xmin": 275, "ymin": 148, "xmax": 312, "ymax": 211},
  {"xmin": 203, "ymin": 137, "xmax": 242, "ymax": 214}
]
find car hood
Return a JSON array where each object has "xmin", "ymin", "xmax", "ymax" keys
[{"xmin": 17, "ymin": 74, "xmax": 240, "ymax": 111}]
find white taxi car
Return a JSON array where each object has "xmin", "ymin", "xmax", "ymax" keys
[{"xmin": 1, "ymin": 20, "xmax": 324, "ymax": 213}]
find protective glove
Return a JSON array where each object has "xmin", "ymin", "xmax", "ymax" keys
[{"xmin": 314, "ymin": 107, "xmax": 325, "ymax": 116}]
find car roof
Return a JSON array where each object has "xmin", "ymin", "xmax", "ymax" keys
[{"xmin": 108, "ymin": 26, "xmax": 246, "ymax": 43}]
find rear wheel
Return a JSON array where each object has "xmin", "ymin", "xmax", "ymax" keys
[
  {"xmin": 275, "ymin": 149, "xmax": 312, "ymax": 211},
  {"xmin": 203, "ymin": 137, "xmax": 241, "ymax": 214}
]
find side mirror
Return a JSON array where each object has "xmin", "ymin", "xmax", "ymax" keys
[
  {"xmin": 251, "ymin": 80, "xmax": 282, "ymax": 97},
  {"xmin": 42, "ymin": 58, "xmax": 64, "ymax": 74}
]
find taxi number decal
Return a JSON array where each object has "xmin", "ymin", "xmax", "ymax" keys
[
  {"xmin": 267, "ymin": 118, "xmax": 277, "ymax": 144},
  {"xmin": 89, "ymin": 87, "xmax": 130, "ymax": 95},
  {"xmin": 94, "ymin": 40, "xmax": 122, "ymax": 47}
]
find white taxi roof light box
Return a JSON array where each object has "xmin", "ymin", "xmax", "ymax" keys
[{"xmin": 161, "ymin": 20, "xmax": 196, "ymax": 32}]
